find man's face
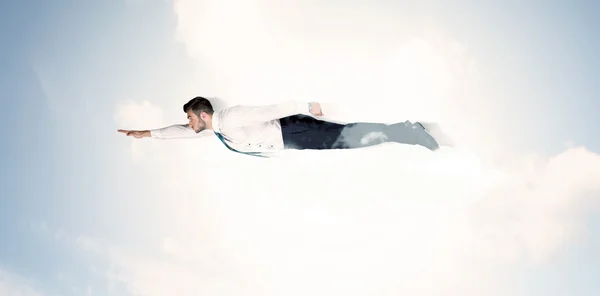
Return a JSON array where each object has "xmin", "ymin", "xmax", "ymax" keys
[{"xmin": 187, "ymin": 110, "xmax": 206, "ymax": 133}]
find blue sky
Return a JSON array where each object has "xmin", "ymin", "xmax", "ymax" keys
[{"xmin": 1, "ymin": 1, "xmax": 600, "ymax": 296}]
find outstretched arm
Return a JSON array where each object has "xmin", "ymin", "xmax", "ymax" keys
[{"xmin": 118, "ymin": 124, "xmax": 205, "ymax": 139}]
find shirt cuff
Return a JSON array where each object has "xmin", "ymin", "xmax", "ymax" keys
[{"xmin": 149, "ymin": 129, "xmax": 162, "ymax": 138}]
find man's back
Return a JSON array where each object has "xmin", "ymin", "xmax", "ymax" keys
[{"xmin": 211, "ymin": 102, "xmax": 310, "ymax": 153}]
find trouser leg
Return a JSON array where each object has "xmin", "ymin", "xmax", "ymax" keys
[
  {"xmin": 332, "ymin": 122, "xmax": 391, "ymax": 149},
  {"xmin": 279, "ymin": 115, "xmax": 347, "ymax": 150},
  {"xmin": 334, "ymin": 121, "xmax": 439, "ymax": 150},
  {"xmin": 279, "ymin": 115, "xmax": 439, "ymax": 151}
]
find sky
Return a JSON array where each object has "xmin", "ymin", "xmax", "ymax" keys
[{"xmin": 1, "ymin": 0, "xmax": 600, "ymax": 295}]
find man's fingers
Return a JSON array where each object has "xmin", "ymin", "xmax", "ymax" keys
[{"xmin": 117, "ymin": 130, "xmax": 138, "ymax": 137}]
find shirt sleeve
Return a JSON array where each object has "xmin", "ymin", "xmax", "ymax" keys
[
  {"xmin": 150, "ymin": 124, "xmax": 206, "ymax": 139},
  {"xmin": 222, "ymin": 101, "xmax": 310, "ymax": 127}
]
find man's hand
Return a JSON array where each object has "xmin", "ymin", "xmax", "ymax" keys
[
  {"xmin": 118, "ymin": 129, "xmax": 150, "ymax": 138},
  {"xmin": 309, "ymin": 102, "xmax": 324, "ymax": 116}
]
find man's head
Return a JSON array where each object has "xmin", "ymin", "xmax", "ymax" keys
[{"xmin": 183, "ymin": 96, "xmax": 214, "ymax": 133}]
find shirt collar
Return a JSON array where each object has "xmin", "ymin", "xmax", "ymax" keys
[{"xmin": 211, "ymin": 111, "xmax": 221, "ymax": 133}]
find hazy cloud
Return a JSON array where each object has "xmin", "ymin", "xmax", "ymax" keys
[
  {"xmin": 0, "ymin": 268, "xmax": 45, "ymax": 296},
  {"xmin": 102, "ymin": 1, "xmax": 600, "ymax": 295}
]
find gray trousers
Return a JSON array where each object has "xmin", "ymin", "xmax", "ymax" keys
[{"xmin": 279, "ymin": 115, "xmax": 440, "ymax": 151}]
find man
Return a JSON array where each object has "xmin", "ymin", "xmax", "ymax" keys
[{"xmin": 118, "ymin": 96, "xmax": 452, "ymax": 157}]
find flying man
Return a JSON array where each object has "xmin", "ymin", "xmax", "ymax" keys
[{"xmin": 118, "ymin": 96, "xmax": 453, "ymax": 157}]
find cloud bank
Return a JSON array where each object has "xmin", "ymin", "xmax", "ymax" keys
[
  {"xmin": 104, "ymin": 1, "xmax": 600, "ymax": 295},
  {"xmin": 0, "ymin": 268, "xmax": 44, "ymax": 296}
]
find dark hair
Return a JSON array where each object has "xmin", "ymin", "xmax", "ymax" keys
[{"xmin": 183, "ymin": 96, "xmax": 214, "ymax": 116}]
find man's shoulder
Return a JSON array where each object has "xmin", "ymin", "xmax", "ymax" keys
[
  {"xmin": 216, "ymin": 104, "xmax": 252, "ymax": 120},
  {"xmin": 212, "ymin": 106, "xmax": 241, "ymax": 131}
]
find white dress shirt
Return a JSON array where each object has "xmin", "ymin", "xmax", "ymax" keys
[{"xmin": 150, "ymin": 101, "xmax": 311, "ymax": 154}]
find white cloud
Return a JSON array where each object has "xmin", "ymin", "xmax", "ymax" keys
[
  {"xmin": 171, "ymin": 0, "xmax": 450, "ymax": 118},
  {"xmin": 102, "ymin": 1, "xmax": 600, "ymax": 296},
  {"xmin": 76, "ymin": 145, "xmax": 600, "ymax": 296},
  {"xmin": 169, "ymin": 0, "xmax": 494, "ymax": 160},
  {"xmin": 114, "ymin": 100, "xmax": 165, "ymax": 130},
  {"xmin": 0, "ymin": 268, "xmax": 45, "ymax": 296},
  {"xmin": 470, "ymin": 146, "xmax": 600, "ymax": 264}
]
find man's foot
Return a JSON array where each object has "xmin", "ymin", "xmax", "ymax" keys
[
  {"xmin": 418, "ymin": 130, "xmax": 440, "ymax": 151},
  {"xmin": 388, "ymin": 121, "xmax": 439, "ymax": 151},
  {"xmin": 415, "ymin": 122, "xmax": 455, "ymax": 148}
]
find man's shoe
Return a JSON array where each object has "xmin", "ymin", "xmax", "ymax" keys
[
  {"xmin": 415, "ymin": 122, "xmax": 455, "ymax": 148},
  {"xmin": 388, "ymin": 121, "xmax": 439, "ymax": 151},
  {"xmin": 418, "ymin": 131, "xmax": 440, "ymax": 151}
]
